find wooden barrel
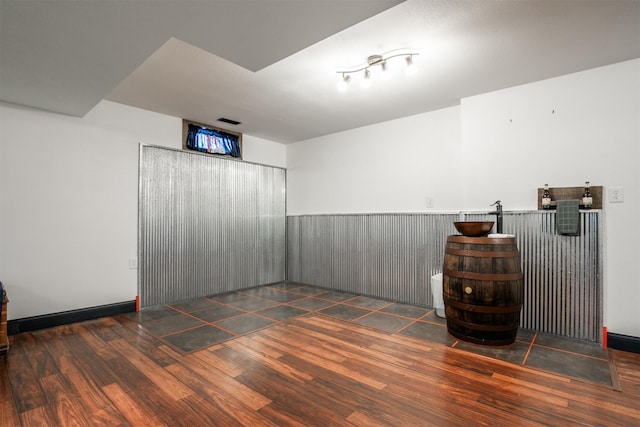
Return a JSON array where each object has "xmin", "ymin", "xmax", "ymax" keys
[{"xmin": 443, "ymin": 235, "xmax": 523, "ymax": 346}]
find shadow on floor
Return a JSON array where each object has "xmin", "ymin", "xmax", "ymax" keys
[{"xmin": 127, "ymin": 282, "xmax": 613, "ymax": 388}]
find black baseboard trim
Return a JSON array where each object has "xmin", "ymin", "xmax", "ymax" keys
[
  {"xmin": 608, "ymin": 332, "xmax": 640, "ymax": 354},
  {"xmin": 7, "ymin": 301, "xmax": 136, "ymax": 336}
]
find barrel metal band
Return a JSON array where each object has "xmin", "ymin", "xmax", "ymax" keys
[
  {"xmin": 447, "ymin": 235, "xmax": 516, "ymax": 244},
  {"xmin": 446, "ymin": 316, "xmax": 518, "ymax": 332},
  {"xmin": 445, "ymin": 248, "xmax": 519, "ymax": 258},
  {"xmin": 445, "ymin": 298, "xmax": 523, "ymax": 314},
  {"xmin": 444, "ymin": 269, "xmax": 523, "ymax": 281}
]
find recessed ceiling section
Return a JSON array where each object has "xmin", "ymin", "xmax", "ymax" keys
[
  {"xmin": 0, "ymin": 0, "xmax": 403, "ymax": 117},
  {"xmin": 180, "ymin": 0, "xmax": 407, "ymax": 72}
]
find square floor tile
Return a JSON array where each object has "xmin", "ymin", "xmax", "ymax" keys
[
  {"xmin": 289, "ymin": 286, "xmax": 328, "ymax": 296},
  {"xmin": 163, "ymin": 325, "xmax": 235, "ymax": 353},
  {"xmin": 526, "ymin": 346, "xmax": 611, "ymax": 386},
  {"xmin": 168, "ymin": 298, "xmax": 220, "ymax": 313},
  {"xmin": 211, "ymin": 292, "xmax": 254, "ymax": 304},
  {"xmin": 420, "ymin": 311, "xmax": 447, "ymax": 325},
  {"xmin": 381, "ymin": 303, "xmax": 431, "ymax": 319},
  {"xmin": 191, "ymin": 304, "xmax": 245, "ymax": 322},
  {"xmin": 355, "ymin": 312, "xmax": 413, "ymax": 333},
  {"xmin": 515, "ymin": 328, "xmax": 536, "ymax": 344},
  {"xmin": 141, "ymin": 313, "xmax": 205, "ymax": 337},
  {"xmin": 257, "ymin": 305, "xmax": 309, "ymax": 321},
  {"xmin": 269, "ymin": 282, "xmax": 304, "ymax": 290},
  {"xmin": 127, "ymin": 306, "xmax": 182, "ymax": 323},
  {"xmin": 347, "ymin": 296, "xmax": 395, "ymax": 310},
  {"xmin": 533, "ymin": 332, "xmax": 607, "ymax": 358},
  {"xmin": 290, "ymin": 297, "xmax": 336, "ymax": 311},
  {"xmin": 239, "ymin": 287, "xmax": 284, "ymax": 299},
  {"xmin": 261, "ymin": 291, "xmax": 306, "ymax": 303},
  {"xmin": 319, "ymin": 304, "xmax": 371, "ymax": 321},
  {"xmin": 216, "ymin": 313, "xmax": 275, "ymax": 335},
  {"xmin": 319, "ymin": 290, "xmax": 358, "ymax": 302},
  {"xmin": 226, "ymin": 296, "xmax": 280, "ymax": 311},
  {"xmin": 455, "ymin": 340, "xmax": 530, "ymax": 364},
  {"xmin": 399, "ymin": 321, "xmax": 456, "ymax": 346}
]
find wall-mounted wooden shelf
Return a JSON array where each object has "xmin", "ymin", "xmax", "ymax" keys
[{"xmin": 537, "ymin": 185, "xmax": 603, "ymax": 210}]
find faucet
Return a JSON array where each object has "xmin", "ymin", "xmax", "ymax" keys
[{"xmin": 489, "ymin": 200, "xmax": 503, "ymax": 234}]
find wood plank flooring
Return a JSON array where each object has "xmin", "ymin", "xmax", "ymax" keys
[{"xmin": 2, "ymin": 312, "xmax": 639, "ymax": 426}]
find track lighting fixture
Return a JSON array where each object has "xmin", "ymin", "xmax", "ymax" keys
[{"xmin": 336, "ymin": 48, "xmax": 419, "ymax": 91}]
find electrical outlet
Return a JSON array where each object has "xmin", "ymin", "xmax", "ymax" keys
[
  {"xmin": 129, "ymin": 258, "xmax": 138, "ymax": 269},
  {"xmin": 426, "ymin": 197, "xmax": 434, "ymax": 209},
  {"xmin": 609, "ymin": 186, "xmax": 624, "ymax": 203}
]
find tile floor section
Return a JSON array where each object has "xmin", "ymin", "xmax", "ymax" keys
[{"xmin": 127, "ymin": 282, "xmax": 613, "ymax": 388}]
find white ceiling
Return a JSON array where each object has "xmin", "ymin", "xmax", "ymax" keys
[{"xmin": 1, "ymin": 0, "xmax": 639, "ymax": 144}]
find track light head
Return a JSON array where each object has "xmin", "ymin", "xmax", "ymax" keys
[{"xmin": 337, "ymin": 74, "xmax": 351, "ymax": 91}]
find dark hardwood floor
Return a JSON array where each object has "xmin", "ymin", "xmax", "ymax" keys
[{"xmin": 2, "ymin": 308, "xmax": 639, "ymax": 426}]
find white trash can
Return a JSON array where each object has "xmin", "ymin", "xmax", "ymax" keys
[{"xmin": 430, "ymin": 273, "xmax": 445, "ymax": 318}]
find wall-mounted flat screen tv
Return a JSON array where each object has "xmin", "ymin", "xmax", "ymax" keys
[{"xmin": 183, "ymin": 120, "xmax": 242, "ymax": 159}]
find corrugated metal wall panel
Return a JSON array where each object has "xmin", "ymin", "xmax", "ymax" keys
[
  {"xmin": 287, "ymin": 214, "xmax": 458, "ymax": 304},
  {"xmin": 139, "ymin": 145, "xmax": 286, "ymax": 308},
  {"xmin": 287, "ymin": 211, "xmax": 602, "ymax": 342}
]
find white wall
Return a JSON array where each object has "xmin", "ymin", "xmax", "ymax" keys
[
  {"xmin": 287, "ymin": 59, "xmax": 640, "ymax": 337},
  {"xmin": 460, "ymin": 59, "xmax": 640, "ymax": 211},
  {"xmin": 287, "ymin": 106, "xmax": 462, "ymax": 214},
  {"xmin": 243, "ymin": 135, "xmax": 287, "ymax": 169},
  {"xmin": 0, "ymin": 100, "xmax": 286, "ymax": 320}
]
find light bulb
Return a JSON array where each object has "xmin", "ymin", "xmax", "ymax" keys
[
  {"xmin": 405, "ymin": 55, "xmax": 417, "ymax": 76},
  {"xmin": 360, "ymin": 69, "xmax": 371, "ymax": 88},
  {"xmin": 337, "ymin": 74, "xmax": 351, "ymax": 92},
  {"xmin": 380, "ymin": 61, "xmax": 391, "ymax": 81}
]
